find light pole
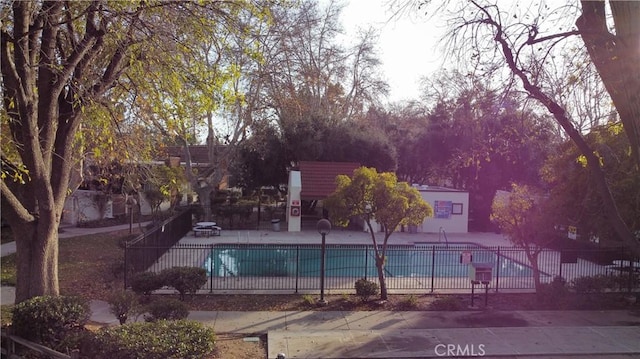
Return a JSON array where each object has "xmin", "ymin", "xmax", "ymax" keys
[
  {"xmin": 126, "ymin": 196, "xmax": 137, "ymax": 234},
  {"xmin": 317, "ymin": 218, "xmax": 331, "ymax": 306}
]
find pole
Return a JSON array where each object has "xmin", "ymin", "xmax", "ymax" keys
[
  {"xmin": 129, "ymin": 205, "xmax": 133, "ymax": 234},
  {"xmin": 320, "ymin": 233, "xmax": 327, "ymax": 304}
]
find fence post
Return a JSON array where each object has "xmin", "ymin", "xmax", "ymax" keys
[
  {"xmin": 628, "ymin": 259, "xmax": 635, "ymax": 293},
  {"xmin": 430, "ymin": 246, "xmax": 436, "ymax": 293},
  {"xmin": 209, "ymin": 244, "xmax": 214, "ymax": 293},
  {"xmin": 364, "ymin": 247, "xmax": 368, "ymax": 280},
  {"xmin": 559, "ymin": 251, "xmax": 563, "ymax": 282},
  {"xmin": 123, "ymin": 243, "xmax": 129, "ymax": 290},
  {"xmin": 495, "ymin": 246, "xmax": 500, "ymax": 293},
  {"xmin": 295, "ymin": 245, "xmax": 299, "ymax": 293}
]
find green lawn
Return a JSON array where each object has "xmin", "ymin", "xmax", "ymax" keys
[{"xmin": 1, "ymin": 253, "xmax": 16, "ymax": 286}]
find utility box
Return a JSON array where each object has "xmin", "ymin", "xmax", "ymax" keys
[{"xmin": 469, "ymin": 263, "xmax": 492, "ymax": 283}]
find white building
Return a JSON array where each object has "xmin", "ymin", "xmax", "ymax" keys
[{"xmin": 415, "ymin": 185, "xmax": 469, "ymax": 233}]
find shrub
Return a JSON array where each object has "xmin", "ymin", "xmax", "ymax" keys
[
  {"xmin": 571, "ymin": 274, "xmax": 613, "ymax": 294},
  {"xmin": 429, "ymin": 296, "xmax": 463, "ymax": 311},
  {"xmin": 129, "ymin": 271, "xmax": 164, "ymax": 296},
  {"xmin": 400, "ymin": 294, "xmax": 419, "ymax": 309},
  {"xmin": 91, "ymin": 320, "xmax": 215, "ymax": 359},
  {"xmin": 536, "ymin": 277, "xmax": 570, "ymax": 309},
  {"xmin": 161, "ymin": 267, "xmax": 207, "ymax": 300},
  {"xmin": 354, "ymin": 278, "xmax": 379, "ymax": 302},
  {"xmin": 301, "ymin": 294, "xmax": 315, "ymax": 306},
  {"xmin": 108, "ymin": 290, "xmax": 139, "ymax": 325},
  {"xmin": 11, "ymin": 295, "xmax": 90, "ymax": 349},
  {"xmin": 144, "ymin": 298, "xmax": 189, "ymax": 322}
]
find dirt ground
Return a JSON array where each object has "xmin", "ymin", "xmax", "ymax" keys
[{"xmin": 212, "ymin": 333, "xmax": 266, "ymax": 359}]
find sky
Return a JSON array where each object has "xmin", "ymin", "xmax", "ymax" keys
[{"xmin": 337, "ymin": 0, "xmax": 448, "ymax": 103}]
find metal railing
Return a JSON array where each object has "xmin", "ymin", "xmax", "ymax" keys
[
  {"xmin": 125, "ymin": 242, "xmax": 639, "ymax": 294},
  {"xmin": 124, "ymin": 208, "xmax": 193, "ymax": 287},
  {"xmin": 1, "ymin": 330, "xmax": 78, "ymax": 359}
]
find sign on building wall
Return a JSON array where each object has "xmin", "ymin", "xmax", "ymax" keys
[{"xmin": 434, "ymin": 200, "xmax": 452, "ymax": 219}]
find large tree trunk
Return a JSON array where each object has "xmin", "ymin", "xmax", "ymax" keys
[
  {"xmin": 12, "ymin": 217, "xmax": 60, "ymax": 302},
  {"xmin": 486, "ymin": 15, "xmax": 640, "ymax": 257},
  {"xmin": 577, "ymin": 1, "xmax": 640, "ymax": 168}
]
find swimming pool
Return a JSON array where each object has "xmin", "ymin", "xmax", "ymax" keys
[{"xmin": 202, "ymin": 243, "xmax": 539, "ymax": 279}]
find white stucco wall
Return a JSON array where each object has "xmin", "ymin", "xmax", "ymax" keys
[
  {"xmin": 62, "ymin": 190, "xmax": 175, "ymax": 225},
  {"xmin": 417, "ymin": 186, "xmax": 469, "ymax": 233}
]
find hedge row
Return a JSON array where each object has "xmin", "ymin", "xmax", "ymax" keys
[{"xmin": 11, "ymin": 295, "xmax": 215, "ymax": 359}]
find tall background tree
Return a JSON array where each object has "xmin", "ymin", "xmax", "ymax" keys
[
  {"xmin": 1, "ymin": 0, "xmax": 271, "ymax": 303},
  {"xmin": 236, "ymin": 0, "xmax": 392, "ymax": 188},
  {"xmin": 366, "ymin": 70, "xmax": 557, "ymax": 230},
  {"xmin": 408, "ymin": 0, "xmax": 640, "ymax": 253}
]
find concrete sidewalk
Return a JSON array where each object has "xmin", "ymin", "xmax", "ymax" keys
[
  {"xmin": 183, "ymin": 309, "xmax": 640, "ymax": 358},
  {"xmin": 3, "ymin": 294, "xmax": 640, "ymax": 358},
  {"xmin": 81, "ymin": 303, "xmax": 640, "ymax": 358}
]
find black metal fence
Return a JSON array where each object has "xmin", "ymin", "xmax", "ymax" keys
[
  {"xmin": 124, "ymin": 242, "xmax": 639, "ymax": 294},
  {"xmin": 124, "ymin": 208, "xmax": 193, "ymax": 286}
]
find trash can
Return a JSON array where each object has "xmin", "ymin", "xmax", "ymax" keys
[{"xmin": 271, "ymin": 219, "xmax": 281, "ymax": 232}]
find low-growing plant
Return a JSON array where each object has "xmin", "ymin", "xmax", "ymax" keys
[
  {"xmin": 11, "ymin": 295, "xmax": 90, "ymax": 349},
  {"xmin": 536, "ymin": 278, "xmax": 571, "ymax": 309},
  {"xmin": 609, "ymin": 272, "xmax": 639, "ymax": 291},
  {"xmin": 161, "ymin": 266, "xmax": 207, "ymax": 300},
  {"xmin": 90, "ymin": 320, "xmax": 215, "ymax": 359},
  {"xmin": 301, "ymin": 294, "xmax": 315, "ymax": 306},
  {"xmin": 144, "ymin": 298, "xmax": 189, "ymax": 322},
  {"xmin": 401, "ymin": 294, "xmax": 419, "ymax": 309},
  {"xmin": 428, "ymin": 296, "xmax": 463, "ymax": 311},
  {"xmin": 108, "ymin": 290, "xmax": 140, "ymax": 325},
  {"xmin": 129, "ymin": 271, "xmax": 164, "ymax": 296},
  {"xmin": 354, "ymin": 278, "xmax": 379, "ymax": 302},
  {"xmin": 571, "ymin": 274, "xmax": 613, "ymax": 294}
]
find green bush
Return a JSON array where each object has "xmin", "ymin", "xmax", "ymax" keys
[
  {"xmin": 161, "ymin": 267, "xmax": 207, "ymax": 300},
  {"xmin": 301, "ymin": 294, "xmax": 315, "ymax": 306},
  {"xmin": 11, "ymin": 295, "xmax": 90, "ymax": 348},
  {"xmin": 108, "ymin": 290, "xmax": 139, "ymax": 325},
  {"xmin": 90, "ymin": 320, "xmax": 215, "ymax": 359},
  {"xmin": 354, "ymin": 278, "xmax": 379, "ymax": 302},
  {"xmin": 571, "ymin": 274, "xmax": 614, "ymax": 294},
  {"xmin": 144, "ymin": 298, "xmax": 189, "ymax": 322},
  {"xmin": 129, "ymin": 271, "xmax": 164, "ymax": 296},
  {"xmin": 400, "ymin": 294, "xmax": 419, "ymax": 309},
  {"xmin": 536, "ymin": 277, "xmax": 570, "ymax": 309}
]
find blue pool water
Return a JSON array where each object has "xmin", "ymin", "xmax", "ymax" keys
[{"xmin": 202, "ymin": 244, "xmax": 537, "ymax": 278}]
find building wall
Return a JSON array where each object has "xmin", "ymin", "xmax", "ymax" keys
[
  {"xmin": 418, "ymin": 188, "xmax": 469, "ymax": 233},
  {"xmin": 62, "ymin": 190, "xmax": 175, "ymax": 225}
]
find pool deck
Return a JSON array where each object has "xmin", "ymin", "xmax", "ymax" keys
[{"xmin": 178, "ymin": 228, "xmax": 513, "ymax": 247}]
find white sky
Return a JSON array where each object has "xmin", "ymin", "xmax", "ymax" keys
[{"xmin": 338, "ymin": 0, "xmax": 448, "ymax": 103}]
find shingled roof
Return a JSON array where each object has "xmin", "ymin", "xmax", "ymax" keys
[
  {"xmin": 164, "ymin": 145, "xmax": 227, "ymax": 164},
  {"xmin": 299, "ymin": 161, "xmax": 360, "ymax": 200}
]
